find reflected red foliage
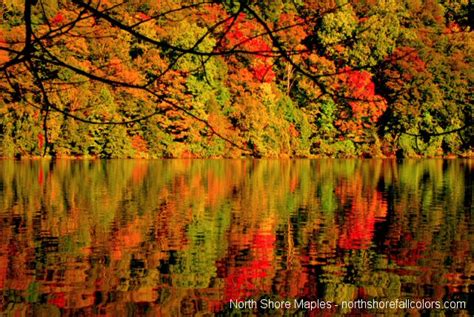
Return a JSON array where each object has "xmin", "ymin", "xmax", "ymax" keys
[
  {"xmin": 224, "ymin": 231, "xmax": 275, "ymax": 301},
  {"xmin": 38, "ymin": 166, "xmax": 44, "ymax": 185},
  {"xmin": 336, "ymin": 178, "xmax": 387, "ymax": 250}
]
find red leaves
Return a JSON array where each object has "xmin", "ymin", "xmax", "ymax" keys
[
  {"xmin": 225, "ymin": 14, "xmax": 256, "ymax": 49},
  {"xmin": 339, "ymin": 67, "xmax": 375, "ymax": 99},
  {"xmin": 224, "ymin": 15, "xmax": 271, "ymax": 57},
  {"xmin": 251, "ymin": 63, "xmax": 275, "ymax": 82},
  {"xmin": 344, "ymin": 68, "xmax": 375, "ymax": 97},
  {"xmin": 136, "ymin": 12, "xmax": 150, "ymax": 21},
  {"xmin": 50, "ymin": 12, "xmax": 65, "ymax": 25},
  {"xmin": 48, "ymin": 292, "xmax": 66, "ymax": 308},
  {"xmin": 38, "ymin": 167, "xmax": 44, "ymax": 185},
  {"xmin": 225, "ymin": 13, "xmax": 275, "ymax": 83},
  {"xmin": 335, "ymin": 67, "xmax": 387, "ymax": 135},
  {"xmin": 445, "ymin": 22, "xmax": 461, "ymax": 34}
]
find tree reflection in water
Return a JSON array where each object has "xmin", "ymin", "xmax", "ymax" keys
[{"xmin": 0, "ymin": 159, "xmax": 472, "ymax": 315}]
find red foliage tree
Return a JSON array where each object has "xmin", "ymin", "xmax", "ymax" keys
[
  {"xmin": 336, "ymin": 67, "xmax": 387, "ymax": 137},
  {"xmin": 225, "ymin": 14, "xmax": 275, "ymax": 83}
]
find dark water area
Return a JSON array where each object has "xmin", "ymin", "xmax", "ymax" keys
[{"xmin": 0, "ymin": 159, "xmax": 472, "ymax": 316}]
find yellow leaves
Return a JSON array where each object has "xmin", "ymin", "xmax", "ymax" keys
[
  {"xmin": 306, "ymin": 53, "xmax": 335, "ymax": 75},
  {"xmin": 207, "ymin": 113, "xmax": 233, "ymax": 138},
  {"xmin": 65, "ymin": 56, "xmax": 92, "ymax": 74},
  {"xmin": 3, "ymin": 0, "xmax": 23, "ymax": 11},
  {"xmin": 233, "ymin": 95, "xmax": 266, "ymax": 130}
]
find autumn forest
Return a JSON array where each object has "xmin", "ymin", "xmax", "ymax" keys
[{"xmin": 0, "ymin": 0, "xmax": 472, "ymax": 158}]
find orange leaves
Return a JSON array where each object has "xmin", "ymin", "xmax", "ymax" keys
[
  {"xmin": 288, "ymin": 123, "xmax": 299, "ymax": 138},
  {"xmin": 131, "ymin": 135, "xmax": 148, "ymax": 154},
  {"xmin": 382, "ymin": 46, "xmax": 428, "ymax": 102},
  {"xmin": 65, "ymin": 37, "xmax": 89, "ymax": 55},
  {"xmin": 208, "ymin": 112, "xmax": 233, "ymax": 138},
  {"xmin": 275, "ymin": 13, "xmax": 308, "ymax": 47},
  {"xmin": 108, "ymin": 57, "xmax": 143, "ymax": 85},
  {"xmin": 200, "ymin": 4, "xmax": 228, "ymax": 25},
  {"xmin": 0, "ymin": 29, "xmax": 9, "ymax": 64},
  {"xmin": 0, "ymin": 50, "xmax": 8, "ymax": 65},
  {"xmin": 0, "ymin": 29, "xmax": 6, "ymax": 45},
  {"xmin": 109, "ymin": 57, "xmax": 124, "ymax": 73}
]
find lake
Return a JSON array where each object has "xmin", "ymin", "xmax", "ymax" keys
[{"xmin": 0, "ymin": 159, "xmax": 472, "ymax": 316}]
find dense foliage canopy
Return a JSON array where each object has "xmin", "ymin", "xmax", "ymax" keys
[{"xmin": 0, "ymin": 0, "xmax": 472, "ymax": 158}]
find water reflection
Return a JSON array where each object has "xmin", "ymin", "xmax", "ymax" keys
[{"xmin": 0, "ymin": 159, "xmax": 472, "ymax": 315}]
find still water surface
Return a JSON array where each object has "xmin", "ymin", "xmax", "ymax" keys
[{"xmin": 0, "ymin": 159, "xmax": 472, "ymax": 316}]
